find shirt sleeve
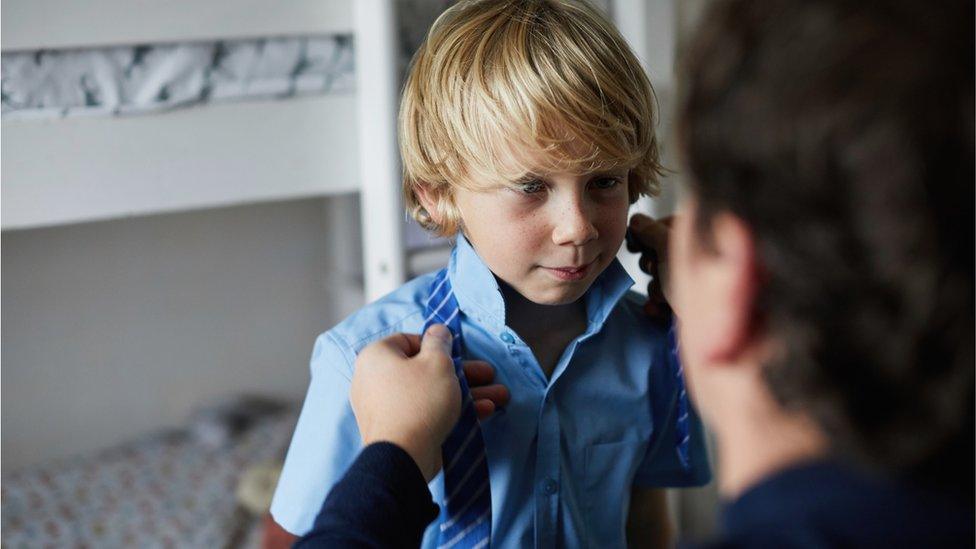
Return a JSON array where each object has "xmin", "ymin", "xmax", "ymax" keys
[
  {"xmin": 270, "ymin": 331, "xmax": 363, "ymax": 535},
  {"xmin": 295, "ymin": 442, "xmax": 440, "ymax": 549},
  {"xmin": 632, "ymin": 331, "xmax": 712, "ymax": 488}
]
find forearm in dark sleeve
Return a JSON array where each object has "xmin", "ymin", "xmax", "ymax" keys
[{"xmin": 295, "ymin": 442, "xmax": 440, "ymax": 548}]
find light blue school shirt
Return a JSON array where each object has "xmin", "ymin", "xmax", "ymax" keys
[{"xmin": 271, "ymin": 235, "xmax": 711, "ymax": 548}]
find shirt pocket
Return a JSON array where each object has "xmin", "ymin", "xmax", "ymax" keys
[{"xmin": 583, "ymin": 439, "xmax": 648, "ymax": 548}]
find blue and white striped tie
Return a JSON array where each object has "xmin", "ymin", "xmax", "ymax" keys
[
  {"xmin": 423, "ymin": 269, "xmax": 492, "ymax": 549},
  {"xmin": 668, "ymin": 317, "xmax": 691, "ymax": 470}
]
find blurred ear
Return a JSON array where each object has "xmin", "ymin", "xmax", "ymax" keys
[
  {"xmin": 414, "ymin": 183, "xmax": 444, "ymax": 225},
  {"xmin": 699, "ymin": 212, "xmax": 761, "ymax": 363}
]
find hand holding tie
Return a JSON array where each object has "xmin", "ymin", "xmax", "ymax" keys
[{"xmin": 350, "ymin": 325, "xmax": 510, "ymax": 482}]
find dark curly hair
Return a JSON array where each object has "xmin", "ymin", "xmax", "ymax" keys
[{"xmin": 678, "ymin": 0, "xmax": 974, "ymax": 491}]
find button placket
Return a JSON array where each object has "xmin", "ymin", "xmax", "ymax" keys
[{"xmin": 534, "ymin": 394, "xmax": 561, "ymax": 548}]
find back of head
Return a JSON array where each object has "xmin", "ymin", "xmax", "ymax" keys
[
  {"xmin": 678, "ymin": 0, "xmax": 974, "ymax": 492},
  {"xmin": 400, "ymin": 0, "xmax": 662, "ymax": 235}
]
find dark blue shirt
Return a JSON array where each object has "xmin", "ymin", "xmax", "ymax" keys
[
  {"xmin": 692, "ymin": 460, "xmax": 974, "ymax": 549},
  {"xmin": 296, "ymin": 442, "xmax": 438, "ymax": 549},
  {"xmin": 299, "ymin": 446, "xmax": 974, "ymax": 548}
]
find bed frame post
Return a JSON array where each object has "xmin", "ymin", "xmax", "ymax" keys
[{"xmin": 354, "ymin": 0, "xmax": 407, "ymax": 302}]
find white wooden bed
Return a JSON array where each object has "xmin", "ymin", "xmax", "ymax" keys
[{"xmin": 1, "ymin": 0, "xmax": 406, "ymax": 301}]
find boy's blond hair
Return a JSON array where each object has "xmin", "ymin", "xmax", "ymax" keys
[{"xmin": 399, "ymin": 0, "xmax": 664, "ymax": 236}]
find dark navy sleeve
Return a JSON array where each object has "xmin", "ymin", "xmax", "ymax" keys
[{"xmin": 295, "ymin": 442, "xmax": 440, "ymax": 548}]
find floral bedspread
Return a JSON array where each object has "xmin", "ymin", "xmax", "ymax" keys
[{"xmin": 1, "ymin": 410, "xmax": 297, "ymax": 548}]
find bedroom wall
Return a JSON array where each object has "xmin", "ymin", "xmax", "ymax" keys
[{"xmin": 1, "ymin": 195, "xmax": 365, "ymax": 472}]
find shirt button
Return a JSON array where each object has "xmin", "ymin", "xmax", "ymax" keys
[
  {"xmin": 500, "ymin": 332, "xmax": 515, "ymax": 343},
  {"xmin": 541, "ymin": 478, "xmax": 558, "ymax": 495}
]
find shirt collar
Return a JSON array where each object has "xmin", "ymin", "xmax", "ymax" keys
[
  {"xmin": 447, "ymin": 233, "xmax": 634, "ymax": 331},
  {"xmin": 582, "ymin": 256, "xmax": 634, "ymax": 329},
  {"xmin": 448, "ymin": 234, "xmax": 506, "ymax": 325}
]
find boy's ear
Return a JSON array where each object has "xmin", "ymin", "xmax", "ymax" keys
[{"xmin": 414, "ymin": 183, "xmax": 444, "ymax": 225}]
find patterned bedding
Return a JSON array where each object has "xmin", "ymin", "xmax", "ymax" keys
[
  {"xmin": 1, "ymin": 36, "xmax": 354, "ymax": 120},
  {"xmin": 1, "ymin": 409, "xmax": 297, "ymax": 548}
]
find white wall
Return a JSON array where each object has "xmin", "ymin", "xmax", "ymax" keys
[{"xmin": 1, "ymin": 195, "xmax": 364, "ymax": 472}]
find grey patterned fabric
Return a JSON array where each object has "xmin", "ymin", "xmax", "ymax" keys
[{"xmin": 1, "ymin": 35, "xmax": 354, "ymax": 119}]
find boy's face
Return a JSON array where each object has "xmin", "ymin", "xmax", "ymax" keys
[{"xmin": 454, "ymin": 165, "xmax": 631, "ymax": 306}]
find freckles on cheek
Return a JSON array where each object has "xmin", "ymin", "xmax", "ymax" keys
[
  {"xmin": 597, "ymin": 205, "xmax": 628, "ymax": 241},
  {"xmin": 506, "ymin": 205, "xmax": 545, "ymax": 236},
  {"xmin": 502, "ymin": 224, "xmax": 541, "ymax": 262}
]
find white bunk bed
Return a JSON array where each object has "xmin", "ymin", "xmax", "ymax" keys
[
  {"xmin": 1, "ymin": 0, "xmax": 405, "ymax": 301},
  {"xmin": 1, "ymin": 3, "xmax": 405, "ymax": 544}
]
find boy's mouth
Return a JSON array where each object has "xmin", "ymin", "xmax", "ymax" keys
[{"xmin": 540, "ymin": 257, "xmax": 598, "ymax": 281}]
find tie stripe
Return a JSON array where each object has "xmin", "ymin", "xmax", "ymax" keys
[
  {"xmin": 426, "ymin": 291, "xmax": 455, "ymax": 324},
  {"xmin": 426, "ymin": 275, "xmax": 450, "ymax": 306},
  {"xmin": 424, "ymin": 269, "xmax": 492, "ymax": 549},
  {"xmin": 668, "ymin": 318, "xmax": 691, "ymax": 470},
  {"xmin": 440, "ymin": 479, "xmax": 489, "ymax": 531},
  {"xmin": 445, "ymin": 453, "xmax": 487, "ymax": 503},
  {"xmin": 443, "ymin": 426, "xmax": 480, "ymax": 473},
  {"xmin": 439, "ymin": 509, "xmax": 491, "ymax": 549}
]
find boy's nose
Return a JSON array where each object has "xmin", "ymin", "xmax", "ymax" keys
[{"xmin": 552, "ymin": 202, "xmax": 599, "ymax": 247}]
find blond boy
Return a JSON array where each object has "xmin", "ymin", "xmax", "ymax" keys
[{"xmin": 272, "ymin": 1, "xmax": 710, "ymax": 546}]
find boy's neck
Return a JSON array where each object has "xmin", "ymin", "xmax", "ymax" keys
[
  {"xmin": 498, "ymin": 279, "xmax": 587, "ymax": 335},
  {"xmin": 498, "ymin": 279, "xmax": 588, "ymax": 378}
]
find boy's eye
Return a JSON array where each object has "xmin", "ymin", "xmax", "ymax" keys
[
  {"xmin": 515, "ymin": 180, "xmax": 546, "ymax": 194},
  {"xmin": 591, "ymin": 177, "xmax": 622, "ymax": 190}
]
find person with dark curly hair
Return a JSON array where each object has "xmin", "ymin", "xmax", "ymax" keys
[
  {"xmin": 645, "ymin": 0, "xmax": 974, "ymax": 544},
  {"xmin": 293, "ymin": 0, "xmax": 974, "ymax": 546}
]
